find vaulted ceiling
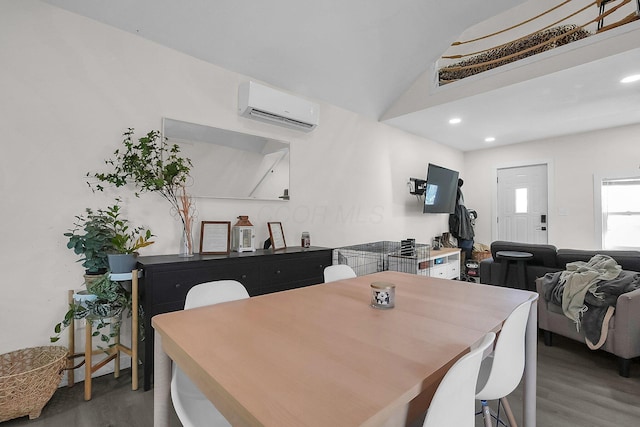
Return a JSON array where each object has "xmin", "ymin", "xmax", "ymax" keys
[{"xmin": 43, "ymin": 0, "xmax": 640, "ymax": 151}]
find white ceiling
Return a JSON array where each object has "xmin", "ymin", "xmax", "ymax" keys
[{"xmin": 43, "ymin": 0, "xmax": 640, "ymax": 151}]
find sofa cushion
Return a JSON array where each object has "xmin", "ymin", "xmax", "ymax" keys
[
  {"xmin": 556, "ymin": 249, "xmax": 640, "ymax": 272},
  {"xmin": 490, "ymin": 241, "xmax": 558, "ymax": 268}
]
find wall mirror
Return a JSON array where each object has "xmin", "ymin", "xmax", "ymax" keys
[{"xmin": 163, "ymin": 118, "xmax": 290, "ymax": 201}]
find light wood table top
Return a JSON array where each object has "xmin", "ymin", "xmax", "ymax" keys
[{"xmin": 152, "ymin": 271, "xmax": 535, "ymax": 427}]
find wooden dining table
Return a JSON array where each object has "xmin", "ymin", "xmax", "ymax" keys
[{"xmin": 152, "ymin": 271, "xmax": 538, "ymax": 427}]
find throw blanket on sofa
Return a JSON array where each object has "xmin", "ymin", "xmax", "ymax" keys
[
  {"xmin": 561, "ymin": 254, "xmax": 621, "ymax": 323},
  {"xmin": 540, "ymin": 255, "xmax": 640, "ymax": 349}
]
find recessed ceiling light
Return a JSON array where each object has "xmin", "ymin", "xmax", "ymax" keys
[
  {"xmin": 484, "ymin": 137, "xmax": 496, "ymax": 143},
  {"xmin": 620, "ymin": 74, "xmax": 640, "ymax": 84},
  {"xmin": 449, "ymin": 117, "xmax": 462, "ymax": 125}
]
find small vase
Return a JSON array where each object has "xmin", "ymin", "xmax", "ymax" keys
[{"xmin": 179, "ymin": 222, "xmax": 194, "ymax": 257}]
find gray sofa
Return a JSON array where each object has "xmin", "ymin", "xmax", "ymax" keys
[{"xmin": 480, "ymin": 241, "xmax": 640, "ymax": 377}]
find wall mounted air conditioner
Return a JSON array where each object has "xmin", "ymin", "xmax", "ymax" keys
[{"xmin": 238, "ymin": 81, "xmax": 319, "ymax": 132}]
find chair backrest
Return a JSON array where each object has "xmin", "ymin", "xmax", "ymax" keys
[
  {"xmin": 422, "ymin": 332, "xmax": 496, "ymax": 427},
  {"xmin": 173, "ymin": 280, "xmax": 248, "ymax": 427},
  {"xmin": 323, "ymin": 264, "xmax": 356, "ymax": 283},
  {"xmin": 475, "ymin": 298, "xmax": 533, "ymax": 400},
  {"xmin": 184, "ymin": 280, "xmax": 250, "ymax": 309}
]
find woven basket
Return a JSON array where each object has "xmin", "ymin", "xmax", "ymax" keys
[
  {"xmin": 0, "ymin": 346, "xmax": 68, "ymax": 422},
  {"xmin": 472, "ymin": 250, "xmax": 492, "ymax": 262}
]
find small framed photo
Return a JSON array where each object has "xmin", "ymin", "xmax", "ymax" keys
[
  {"xmin": 267, "ymin": 222, "xmax": 287, "ymax": 250},
  {"xmin": 199, "ymin": 221, "xmax": 231, "ymax": 255}
]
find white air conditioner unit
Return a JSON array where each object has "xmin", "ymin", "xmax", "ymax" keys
[{"xmin": 238, "ymin": 81, "xmax": 319, "ymax": 132}]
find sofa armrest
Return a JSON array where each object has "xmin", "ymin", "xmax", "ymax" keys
[
  {"xmin": 536, "ymin": 277, "xmax": 551, "ymax": 330},
  {"xmin": 613, "ymin": 287, "xmax": 640, "ymax": 359}
]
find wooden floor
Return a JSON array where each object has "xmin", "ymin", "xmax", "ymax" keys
[{"xmin": 3, "ymin": 334, "xmax": 639, "ymax": 427}]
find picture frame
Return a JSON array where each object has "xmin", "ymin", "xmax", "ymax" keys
[
  {"xmin": 199, "ymin": 221, "xmax": 231, "ymax": 255},
  {"xmin": 267, "ymin": 222, "xmax": 287, "ymax": 250}
]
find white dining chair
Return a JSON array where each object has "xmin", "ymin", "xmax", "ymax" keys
[
  {"xmin": 422, "ymin": 332, "xmax": 496, "ymax": 427},
  {"xmin": 323, "ymin": 264, "xmax": 356, "ymax": 282},
  {"xmin": 475, "ymin": 298, "xmax": 534, "ymax": 427},
  {"xmin": 171, "ymin": 280, "xmax": 250, "ymax": 427}
]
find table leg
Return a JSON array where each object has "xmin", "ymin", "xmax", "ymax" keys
[
  {"xmin": 523, "ymin": 298, "xmax": 538, "ymax": 427},
  {"xmin": 153, "ymin": 330, "xmax": 171, "ymax": 427},
  {"xmin": 517, "ymin": 260, "xmax": 527, "ymax": 290}
]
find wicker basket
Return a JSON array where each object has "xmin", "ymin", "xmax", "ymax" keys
[
  {"xmin": 0, "ymin": 346, "xmax": 68, "ymax": 422},
  {"xmin": 472, "ymin": 250, "xmax": 492, "ymax": 262}
]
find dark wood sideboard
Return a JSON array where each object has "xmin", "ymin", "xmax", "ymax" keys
[{"xmin": 136, "ymin": 246, "xmax": 333, "ymax": 390}]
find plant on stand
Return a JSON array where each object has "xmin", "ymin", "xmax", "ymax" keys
[
  {"xmin": 105, "ymin": 198, "xmax": 154, "ymax": 273},
  {"xmin": 51, "ymin": 273, "xmax": 131, "ymax": 347},
  {"xmin": 58, "ymin": 200, "xmax": 151, "ymax": 345},
  {"xmin": 88, "ymin": 128, "xmax": 196, "ymax": 256},
  {"xmin": 65, "ymin": 208, "xmax": 116, "ymax": 277}
]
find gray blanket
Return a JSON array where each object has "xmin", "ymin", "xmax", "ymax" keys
[{"xmin": 540, "ymin": 269, "xmax": 640, "ymax": 348}]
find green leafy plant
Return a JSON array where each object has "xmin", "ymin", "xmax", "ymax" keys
[
  {"xmin": 87, "ymin": 128, "xmax": 195, "ymax": 253},
  {"xmin": 65, "ymin": 209, "xmax": 116, "ymax": 274},
  {"xmin": 105, "ymin": 199, "xmax": 154, "ymax": 254},
  {"xmin": 51, "ymin": 274, "xmax": 132, "ymax": 346},
  {"xmin": 88, "ymin": 128, "xmax": 192, "ymax": 212}
]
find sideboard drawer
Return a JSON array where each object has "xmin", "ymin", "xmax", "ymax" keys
[
  {"xmin": 150, "ymin": 262, "xmax": 261, "ymax": 305},
  {"xmin": 260, "ymin": 253, "xmax": 330, "ymax": 286}
]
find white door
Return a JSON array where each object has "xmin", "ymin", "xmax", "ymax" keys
[{"xmin": 497, "ymin": 164, "xmax": 548, "ymax": 244}]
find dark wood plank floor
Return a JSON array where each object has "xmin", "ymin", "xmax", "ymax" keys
[{"xmin": 3, "ymin": 334, "xmax": 639, "ymax": 427}]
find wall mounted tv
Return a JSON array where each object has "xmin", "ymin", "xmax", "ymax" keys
[{"xmin": 423, "ymin": 163, "xmax": 459, "ymax": 214}]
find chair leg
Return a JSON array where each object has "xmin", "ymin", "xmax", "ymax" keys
[
  {"xmin": 618, "ymin": 357, "xmax": 631, "ymax": 378},
  {"xmin": 500, "ymin": 397, "xmax": 518, "ymax": 427},
  {"xmin": 543, "ymin": 330, "xmax": 553, "ymax": 346},
  {"xmin": 481, "ymin": 400, "xmax": 494, "ymax": 427}
]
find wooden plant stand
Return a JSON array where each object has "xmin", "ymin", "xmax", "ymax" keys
[{"xmin": 66, "ymin": 270, "xmax": 139, "ymax": 400}]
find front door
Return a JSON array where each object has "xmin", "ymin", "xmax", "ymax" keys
[{"xmin": 497, "ymin": 164, "xmax": 548, "ymax": 244}]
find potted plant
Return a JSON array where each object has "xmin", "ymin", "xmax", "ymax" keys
[
  {"xmin": 51, "ymin": 273, "xmax": 132, "ymax": 346},
  {"xmin": 65, "ymin": 208, "xmax": 116, "ymax": 277},
  {"xmin": 87, "ymin": 128, "xmax": 196, "ymax": 256},
  {"xmin": 104, "ymin": 199, "xmax": 154, "ymax": 274}
]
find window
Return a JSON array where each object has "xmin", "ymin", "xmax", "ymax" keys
[
  {"xmin": 515, "ymin": 188, "xmax": 528, "ymax": 213},
  {"xmin": 600, "ymin": 177, "xmax": 640, "ymax": 249}
]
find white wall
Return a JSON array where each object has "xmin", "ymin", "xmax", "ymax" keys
[
  {"xmin": 0, "ymin": 1, "xmax": 462, "ymax": 360},
  {"xmin": 463, "ymin": 123, "xmax": 640, "ymax": 250}
]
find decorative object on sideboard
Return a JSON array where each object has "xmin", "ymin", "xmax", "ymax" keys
[
  {"xmin": 231, "ymin": 216, "xmax": 256, "ymax": 252},
  {"xmin": 267, "ymin": 221, "xmax": 286, "ymax": 250},
  {"xmin": 176, "ymin": 186, "xmax": 196, "ymax": 257},
  {"xmin": 301, "ymin": 231, "xmax": 310, "ymax": 248},
  {"xmin": 200, "ymin": 221, "xmax": 231, "ymax": 255},
  {"xmin": 87, "ymin": 127, "xmax": 194, "ymax": 256}
]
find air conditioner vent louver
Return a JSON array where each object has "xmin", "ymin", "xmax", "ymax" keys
[
  {"xmin": 249, "ymin": 109, "xmax": 315, "ymax": 129},
  {"xmin": 238, "ymin": 81, "xmax": 319, "ymax": 132}
]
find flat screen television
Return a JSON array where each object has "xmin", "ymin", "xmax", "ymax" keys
[{"xmin": 423, "ymin": 163, "xmax": 459, "ymax": 214}]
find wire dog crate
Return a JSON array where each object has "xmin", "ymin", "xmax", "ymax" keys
[
  {"xmin": 387, "ymin": 245, "xmax": 432, "ymax": 276},
  {"xmin": 332, "ymin": 241, "xmax": 400, "ymax": 276},
  {"xmin": 332, "ymin": 241, "xmax": 430, "ymax": 276}
]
